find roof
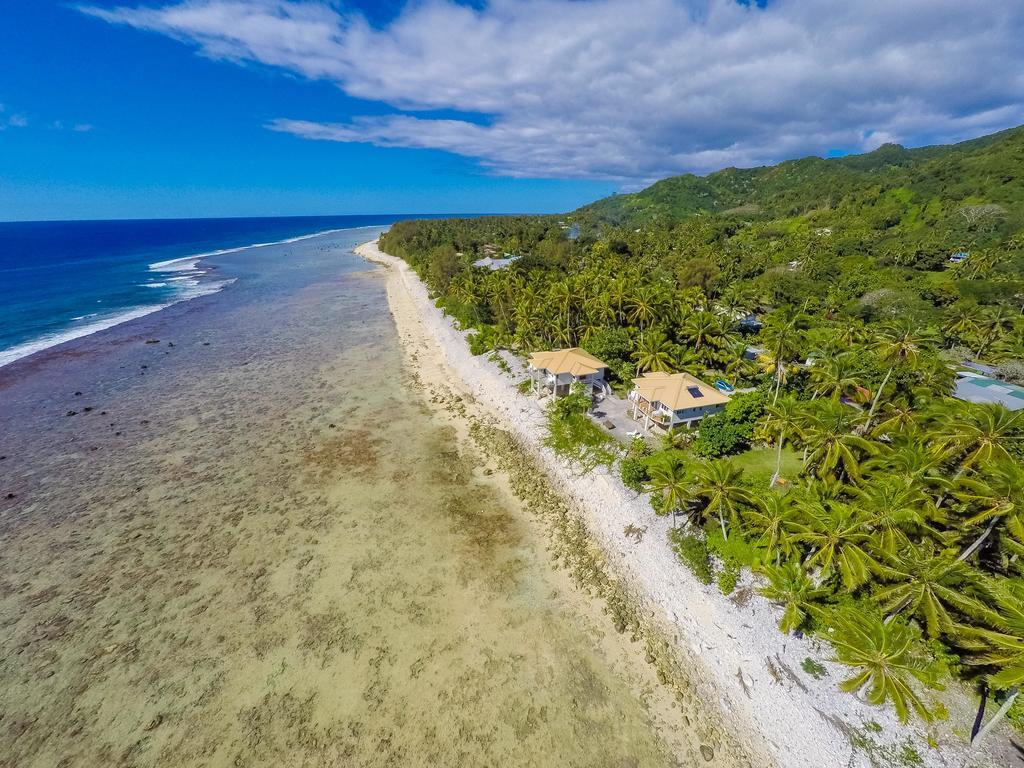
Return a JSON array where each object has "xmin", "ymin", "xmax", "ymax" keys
[
  {"xmin": 954, "ymin": 372, "xmax": 1024, "ymax": 411},
  {"xmin": 528, "ymin": 347, "xmax": 608, "ymax": 376},
  {"xmin": 631, "ymin": 371, "xmax": 730, "ymax": 411},
  {"xmin": 472, "ymin": 255, "xmax": 519, "ymax": 270}
]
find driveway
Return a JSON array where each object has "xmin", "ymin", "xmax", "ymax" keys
[{"xmin": 589, "ymin": 392, "xmax": 656, "ymax": 444}]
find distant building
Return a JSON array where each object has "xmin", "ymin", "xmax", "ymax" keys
[
  {"xmin": 629, "ymin": 372, "xmax": 730, "ymax": 429},
  {"xmin": 949, "ymin": 251, "xmax": 970, "ymax": 264},
  {"xmin": 953, "ymin": 371, "xmax": 1024, "ymax": 411},
  {"xmin": 472, "ymin": 255, "xmax": 519, "ymax": 270},
  {"xmin": 737, "ymin": 313, "xmax": 762, "ymax": 332},
  {"xmin": 528, "ymin": 348, "xmax": 609, "ymax": 398}
]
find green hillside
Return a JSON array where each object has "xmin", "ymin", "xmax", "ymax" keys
[{"xmin": 577, "ymin": 125, "xmax": 1024, "ymax": 231}]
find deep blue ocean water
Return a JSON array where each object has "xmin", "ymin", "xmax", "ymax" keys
[{"xmin": 0, "ymin": 215, "xmax": 426, "ymax": 367}]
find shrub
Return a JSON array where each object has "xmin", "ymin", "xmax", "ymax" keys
[
  {"xmin": 620, "ymin": 456, "xmax": 650, "ymax": 492},
  {"xmin": 516, "ymin": 378, "xmax": 533, "ymax": 395},
  {"xmin": 692, "ymin": 391, "xmax": 767, "ymax": 457},
  {"xmin": 544, "ymin": 384, "xmax": 616, "ymax": 470},
  {"xmin": 468, "ymin": 328, "xmax": 496, "ymax": 356},
  {"xmin": 717, "ymin": 563, "xmax": 740, "ymax": 595},
  {"xmin": 705, "ymin": 524, "xmax": 763, "ymax": 569},
  {"xmin": 801, "ymin": 657, "xmax": 828, "ymax": 680},
  {"xmin": 669, "ymin": 529, "xmax": 714, "ymax": 585},
  {"xmin": 692, "ymin": 415, "xmax": 748, "ymax": 457}
]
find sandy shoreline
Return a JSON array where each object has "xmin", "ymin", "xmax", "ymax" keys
[{"xmin": 357, "ymin": 238, "xmax": 1004, "ymax": 768}]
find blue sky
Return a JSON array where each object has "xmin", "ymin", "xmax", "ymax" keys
[
  {"xmin": 2, "ymin": 0, "xmax": 1023, "ymax": 222},
  {"xmin": 0, "ymin": 2, "xmax": 613, "ymax": 220}
]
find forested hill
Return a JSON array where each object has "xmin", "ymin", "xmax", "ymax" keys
[{"xmin": 576, "ymin": 125, "xmax": 1024, "ymax": 230}]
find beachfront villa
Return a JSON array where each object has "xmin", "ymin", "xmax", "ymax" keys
[
  {"xmin": 629, "ymin": 371, "xmax": 730, "ymax": 429},
  {"xmin": 528, "ymin": 347, "xmax": 610, "ymax": 398}
]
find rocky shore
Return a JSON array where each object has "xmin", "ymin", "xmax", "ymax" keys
[{"xmin": 356, "ymin": 238, "xmax": 1003, "ymax": 768}]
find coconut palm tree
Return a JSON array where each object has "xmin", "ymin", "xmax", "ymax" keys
[
  {"xmin": 873, "ymin": 544, "xmax": 997, "ymax": 639},
  {"xmin": 941, "ymin": 404, "xmax": 1023, "ymax": 471},
  {"xmin": 646, "ymin": 454, "xmax": 688, "ymax": 529},
  {"xmin": 870, "ymin": 399, "xmax": 919, "ymax": 437},
  {"xmin": 801, "ymin": 402, "xmax": 877, "ymax": 484},
  {"xmin": 956, "ymin": 462, "xmax": 1024, "ymax": 562},
  {"xmin": 809, "ymin": 352, "xmax": 863, "ymax": 401},
  {"xmin": 855, "ymin": 475, "xmax": 939, "ymax": 557},
  {"xmin": 548, "ymin": 280, "xmax": 576, "ymax": 344},
  {"xmin": 943, "ymin": 302, "xmax": 979, "ymax": 343},
  {"xmin": 689, "ymin": 459, "xmax": 755, "ymax": 538},
  {"xmin": 863, "ymin": 320, "xmax": 936, "ymax": 432},
  {"xmin": 760, "ymin": 305, "xmax": 810, "ymax": 405},
  {"xmin": 627, "ymin": 285, "xmax": 661, "ymax": 341},
  {"xmin": 975, "ymin": 305, "xmax": 1017, "ymax": 358},
  {"xmin": 831, "ymin": 610, "xmax": 938, "ymax": 723},
  {"xmin": 681, "ymin": 311, "xmax": 723, "ymax": 353},
  {"xmin": 959, "ymin": 582, "xmax": 1024, "ymax": 744},
  {"xmin": 743, "ymin": 493, "xmax": 801, "ymax": 564},
  {"xmin": 795, "ymin": 500, "xmax": 883, "ymax": 591},
  {"xmin": 632, "ymin": 330, "xmax": 675, "ymax": 374},
  {"xmin": 867, "ymin": 439, "xmax": 944, "ymax": 490},
  {"xmin": 759, "ymin": 395, "xmax": 805, "ymax": 487},
  {"xmin": 758, "ymin": 560, "xmax": 830, "ymax": 633}
]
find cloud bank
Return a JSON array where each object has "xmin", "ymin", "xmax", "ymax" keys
[{"xmin": 81, "ymin": 0, "xmax": 1024, "ymax": 182}]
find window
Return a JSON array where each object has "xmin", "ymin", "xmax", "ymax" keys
[{"xmin": 687, "ymin": 386, "xmax": 704, "ymax": 398}]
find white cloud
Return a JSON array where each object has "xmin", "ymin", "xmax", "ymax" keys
[
  {"xmin": 81, "ymin": 0, "xmax": 1024, "ymax": 182},
  {"xmin": 7, "ymin": 114, "xmax": 28, "ymax": 128}
]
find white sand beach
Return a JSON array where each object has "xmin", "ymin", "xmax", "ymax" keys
[{"xmin": 357, "ymin": 237, "xmax": 1006, "ymax": 768}]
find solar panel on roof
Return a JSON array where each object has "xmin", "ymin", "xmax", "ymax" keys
[{"xmin": 687, "ymin": 386, "xmax": 704, "ymax": 398}]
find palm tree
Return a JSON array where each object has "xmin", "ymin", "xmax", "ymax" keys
[
  {"xmin": 959, "ymin": 582, "xmax": 1024, "ymax": 744},
  {"xmin": 760, "ymin": 305, "xmax": 810, "ymax": 405},
  {"xmin": 632, "ymin": 330, "xmax": 674, "ymax": 374},
  {"xmin": 795, "ymin": 500, "xmax": 883, "ymax": 591},
  {"xmin": 943, "ymin": 302, "xmax": 979, "ymax": 342},
  {"xmin": 758, "ymin": 560, "xmax": 829, "ymax": 633},
  {"xmin": 873, "ymin": 544, "xmax": 996, "ymax": 639},
  {"xmin": 607, "ymin": 279, "xmax": 629, "ymax": 326},
  {"xmin": 689, "ymin": 459, "xmax": 755, "ymax": 538},
  {"xmin": 744, "ymin": 493, "xmax": 801, "ymax": 564},
  {"xmin": 854, "ymin": 475, "xmax": 938, "ymax": 557},
  {"xmin": 646, "ymin": 454, "xmax": 688, "ymax": 529},
  {"xmin": 549, "ymin": 280, "xmax": 576, "ymax": 344},
  {"xmin": 802, "ymin": 402, "xmax": 877, "ymax": 483},
  {"xmin": 974, "ymin": 305, "xmax": 1017, "ymax": 358},
  {"xmin": 867, "ymin": 439, "xmax": 944, "ymax": 490},
  {"xmin": 831, "ymin": 610, "xmax": 937, "ymax": 723},
  {"xmin": 863, "ymin": 320, "xmax": 935, "ymax": 432},
  {"xmin": 808, "ymin": 353, "xmax": 863, "ymax": 401},
  {"xmin": 870, "ymin": 399, "xmax": 918, "ymax": 437},
  {"xmin": 941, "ymin": 403, "xmax": 1023, "ymax": 471},
  {"xmin": 627, "ymin": 285, "xmax": 660, "ymax": 340},
  {"xmin": 956, "ymin": 462, "xmax": 1024, "ymax": 562},
  {"xmin": 760, "ymin": 395, "xmax": 804, "ymax": 487},
  {"xmin": 681, "ymin": 311, "xmax": 722, "ymax": 353}
]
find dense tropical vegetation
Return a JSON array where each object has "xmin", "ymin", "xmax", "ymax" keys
[{"xmin": 379, "ymin": 126, "xmax": 1024, "ymax": 733}]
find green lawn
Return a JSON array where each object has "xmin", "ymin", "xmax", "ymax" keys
[{"xmin": 731, "ymin": 446, "xmax": 803, "ymax": 487}]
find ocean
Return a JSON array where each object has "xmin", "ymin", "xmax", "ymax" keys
[{"xmin": 0, "ymin": 215, "xmax": 423, "ymax": 367}]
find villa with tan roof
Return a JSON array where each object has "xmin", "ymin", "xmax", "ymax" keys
[
  {"xmin": 629, "ymin": 371, "xmax": 729, "ymax": 429},
  {"xmin": 528, "ymin": 347, "xmax": 609, "ymax": 398}
]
